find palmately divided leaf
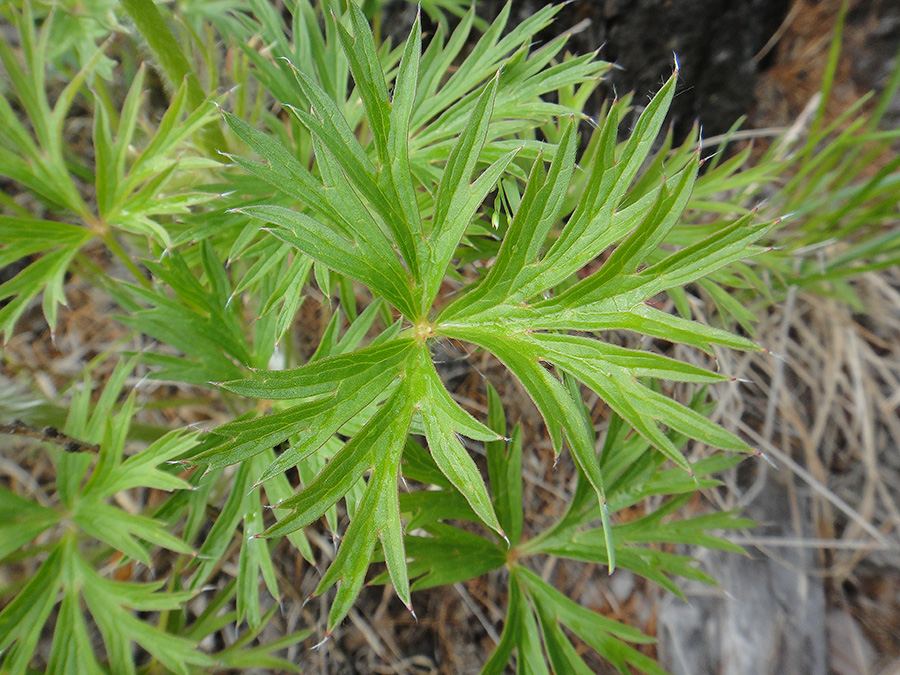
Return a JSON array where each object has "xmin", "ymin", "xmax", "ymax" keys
[
  {"xmin": 386, "ymin": 11, "xmax": 423, "ymax": 241},
  {"xmin": 440, "ymin": 116, "xmax": 579, "ymax": 320},
  {"xmin": 422, "ymin": 73, "xmax": 521, "ymax": 310},
  {"xmin": 238, "ymin": 204, "xmax": 417, "ymax": 317},
  {"xmin": 193, "ymin": 341, "xmax": 413, "ymax": 472},
  {"xmin": 315, "ymin": 413, "xmax": 410, "ymax": 629},
  {"xmin": 260, "ymin": 379, "xmax": 414, "ymax": 539},
  {"xmin": 216, "ymin": 339, "xmax": 414, "ymax": 399},
  {"xmin": 0, "ymin": 216, "xmax": 93, "ymax": 339},
  {"xmin": 185, "ymin": 5, "xmax": 782, "ymax": 667},
  {"xmin": 424, "ymin": 65, "xmax": 772, "ymax": 584},
  {"xmin": 0, "ymin": 543, "xmax": 64, "ymax": 668},
  {"xmin": 440, "ymin": 326, "xmax": 611, "ymax": 541},
  {"xmin": 267, "ymin": 377, "xmax": 417, "ymax": 629},
  {"xmin": 283, "ymin": 60, "xmax": 421, "ymax": 280},
  {"xmin": 86, "ymin": 430, "xmax": 197, "ymax": 500},
  {"xmin": 529, "ymin": 333, "xmax": 750, "ymax": 456},
  {"xmin": 420, "ymin": 393, "xmax": 504, "ymax": 537},
  {"xmin": 333, "ymin": 3, "xmax": 392, "ymax": 165},
  {"xmin": 518, "ymin": 567, "xmax": 667, "ymax": 675}
]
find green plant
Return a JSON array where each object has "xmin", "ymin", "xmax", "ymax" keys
[
  {"xmin": 641, "ymin": 0, "xmax": 900, "ymax": 329},
  {"xmin": 723, "ymin": 8, "xmax": 900, "ymax": 312},
  {"xmin": 2, "ymin": 0, "xmax": 896, "ymax": 673}
]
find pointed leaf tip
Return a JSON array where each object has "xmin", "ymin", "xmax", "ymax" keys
[{"xmin": 757, "ymin": 451, "xmax": 779, "ymax": 470}]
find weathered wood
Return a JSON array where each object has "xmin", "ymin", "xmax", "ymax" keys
[{"xmin": 657, "ymin": 473, "xmax": 828, "ymax": 675}]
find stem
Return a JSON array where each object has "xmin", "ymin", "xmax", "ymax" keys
[
  {"xmin": 100, "ymin": 231, "xmax": 153, "ymax": 291},
  {"xmin": 120, "ymin": 0, "xmax": 227, "ymax": 156}
]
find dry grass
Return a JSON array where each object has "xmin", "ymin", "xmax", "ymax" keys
[{"xmin": 703, "ymin": 268, "xmax": 900, "ymax": 673}]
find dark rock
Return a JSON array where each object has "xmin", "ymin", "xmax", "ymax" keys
[
  {"xmin": 479, "ymin": 0, "xmax": 789, "ymax": 141},
  {"xmin": 379, "ymin": 0, "xmax": 791, "ymax": 143}
]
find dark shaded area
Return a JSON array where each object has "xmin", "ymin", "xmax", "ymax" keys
[
  {"xmin": 381, "ymin": 0, "xmax": 789, "ymax": 142},
  {"xmin": 485, "ymin": 0, "xmax": 788, "ymax": 140},
  {"xmin": 846, "ymin": 0, "xmax": 900, "ymax": 129}
]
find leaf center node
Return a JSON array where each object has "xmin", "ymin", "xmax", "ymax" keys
[{"xmin": 413, "ymin": 321, "xmax": 435, "ymax": 343}]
